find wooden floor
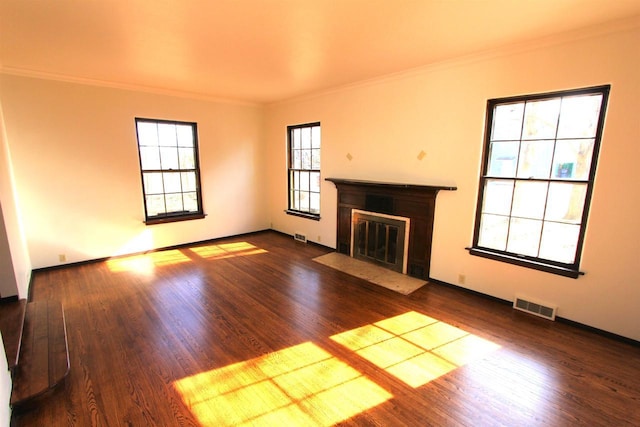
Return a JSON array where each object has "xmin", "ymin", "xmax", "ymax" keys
[{"xmin": 13, "ymin": 231, "xmax": 640, "ymax": 426}]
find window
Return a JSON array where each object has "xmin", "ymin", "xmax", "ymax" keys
[
  {"xmin": 469, "ymin": 86, "xmax": 610, "ymax": 278},
  {"xmin": 287, "ymin": 122, "xmax": 321, "ymax": 219},
  {"xmin": 135, "ymin": 118, "xmax": 204, "ymax": 224}
]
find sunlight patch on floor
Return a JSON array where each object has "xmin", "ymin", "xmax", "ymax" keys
[
  {"xmin": 189, "ymin": 242, "xmax": 268, "ymax": 259},
  {"xmin": 331, "ymin": 311, "xmax": 501, "ymax": 388},
  {"xmin": 106, "ymin": 249, "xmax": 191, "ymax": 273},
  {"xmin": 173, "ymin": 342, "xmax": 392, "ymax": 426},
  {"xmin": 106, "ymin": 242, "xmax": 267, "ymax": 273}
]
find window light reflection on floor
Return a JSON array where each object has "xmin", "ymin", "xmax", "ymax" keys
[
  {"xmin": 189, "ymin": 242, "xmax": 268, "ymax": 259},
  {"xmin": 106, "ymin": 249, "xmax": 191, "ymax": 273},
  {"xmin": 331, "ymin": 311, "xmax": 501, "ymax": 388},
  {"xmin": 173, "ymin": 342, "xmax": 392, "ymax": 426},
  {"xmin": 106, "ymin": 242, "xmax": 267, "ymax": 273}
]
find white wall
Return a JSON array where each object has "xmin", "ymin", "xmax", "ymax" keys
[
  {"xmin": 0, "ymin": 99, "xmax": 31, "ymax": 298},
  {"xmin": 0, "ymin": 334, "xmax": 10, "ymax": 427},
  {"xmin": 0, "ymin": 75, "xmax": 267, "ymax": 268},
  {"xmin": 265, "ymin": 22, "xmax": 640, "ymax": 341}
]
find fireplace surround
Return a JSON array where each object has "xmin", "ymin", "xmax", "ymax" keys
[
  {"xmin": 326, "ymin": 178, "xmax": 456, "ymax": 280},
  {"xmin": 352, "ymin": 209, "xmax": 409, "ymax": 274}
]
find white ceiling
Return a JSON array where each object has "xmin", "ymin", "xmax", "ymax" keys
[{"xmin": 1, "ymin": 0, "xmax": 639, "ymax": 104}]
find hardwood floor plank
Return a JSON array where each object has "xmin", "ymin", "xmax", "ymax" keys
[{"xmin": 13, "ymin": 231, "xmax": 640, "ymax": 426}]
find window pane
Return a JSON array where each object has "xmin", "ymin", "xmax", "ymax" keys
[
  {"xmin": 301, "ymin": 127, "xmax": 311, "ymax": 149},
  {"xmin": 491, "ymin": 103, "xmax": 524, "ymax": 141},
  {"xmin": 178, "ymin": 148, "xmax": 195, "ymax": 169},
  {"xmin": 176, "ymin": 125, "xmax": 194, "ymax": 147},
  {"xmin": 478, "ymin": 214, "xmax": 508, "ymax": 251},
  {"xmin": 482, "ymin": 179, "xmax": 513, "ymax": 215},
  {"xmin": 517, "ymin": 140, "xmax": 554, "ymax": 179},
  {"xmin": 311, "ymin": 148, "xmax": 321, "ymax": 170},
  {"xmin": 160, "ymin": 147, "xmax": 179, "ymax": 169},
  {"xmin": 557, "ymin": 94, "xmax": 602, "ymax": 139},
  {"xmin": 539, "ymin": 222, "xmax": 580, "ymax": 263},
  {"xmin": 140, "ymin": 146, "xmax": 161, "ymax": 170},
  {"xmin": 487, "ymin": 141, "xmax": 519, "ymax": 177},
  {"xmin": 163, "ymin": 172, "xmax": 182, "ymax": 193},
  {"xmin": 301, "ymin": 149, "xmax": 311, "ymax": 169},
  {"xmin": 522, "ymin": 98, "xmax": 561, "ymax": 140},
  {"xmin": 310, "ymin": 192, "xmax": 320, "ymax": 214},
  {"xmin": 158, "ymin": 123, "xmax": 177, "ymax": 146},
  {"xmin": 300, "ymin": 191, "xmax": 310, "ymax": 212},
  {"xmin": 293, "ymin": 128, "xmax": 301, "ymax": 149},
  {"xmin": 300, "ymin": 171, "xmax": 310, "ymax": 191},
  {"xmin": 146, "ymin": 195, "xmax": 166, "ymax": 216},
  {"xmin": 143, "ymin": 172, "xmax": 164, "ymax": 194},
  {"xmin": 165, "ymin": 193, "xmax": 183, "ymax": 213},
  {"xmin": 183, "ymin": 192, "xmax": 198, "ymax": 212},
  {"xmin": 293, "ymin": 171, "xmax": 300, "ymax": 191},
  {"xmin": 545, "ymin": 183, "xmax": 586, "ymax": 224},
  {"xmin": 506, "ymin": 217, "xmax": 542, "ymax": 257},
  {"xmin": 310, "ymin": 172, "xmax": 320, "ymax": 192},
  {"xmin": 512, "ymin": 181, "xmax": 548, "ymax": 220},
  {"xmin": 291, "ymin": 190, "xmax": 300, "ymax": 210},
  {"xmin": 311, "ymin": 126, "xmax": 321, "ymax": 148},
  {"xmin": 552, "ymin": 139, "xmax": 594, "ymax": 180},
  {"xmin": 293, "ymin": 149, "xmax": 301, "ymax": 169},
  {"xmin": 181, "ymin": 172, "xmax": 197, "ymax": 192},
  {"xmin": 137, "ymin": 122, "xmax": 159, "ymax": 146}
]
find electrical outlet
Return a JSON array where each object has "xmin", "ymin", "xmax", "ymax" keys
[
  {"xmin": 59, "ymin": 254, "xmax": 67, "ymax": 263},
  {"xmin": 458, "ymin": 274, "xmax": 466, "ymax": 285}
]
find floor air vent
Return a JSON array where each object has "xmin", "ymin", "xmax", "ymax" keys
[
  {"xmin": 294, "ymin": 233, "xmax": 307, "ymax": 243},
  {"xmin": 513, "ymin": 295, "xmax": 557, "ymax": 321}
]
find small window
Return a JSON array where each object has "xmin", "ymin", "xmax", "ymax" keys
[
  {"xmin": 135, "ymin": 118, "xmax": 204, "ymax": 224},
  {"xmin": 469, "ymin": 86, "xmax": 610, "ymax": 278},
  {"xmin": 287, "ymin": 122, "xmax": 321, "ymax": 220}
]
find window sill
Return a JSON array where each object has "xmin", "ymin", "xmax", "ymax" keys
[
  {"xmin": 145, "ymin": 213, "xmax": 206, "ymax": 225},
  {"xmin": 466, "ymin": 247, "xmax": 583, "ymax": 279},
  {"xmin": 285, "ymin": 210, "xmax": 321, "ymax": 221}
]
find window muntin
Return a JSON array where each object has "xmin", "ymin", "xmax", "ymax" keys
[
  {"xmin": 471, "ymin": 86, "xmax": 609, "ymax": 277},
  {"xmin": 287, "ymin": 122, "xmax": 321, "ymax": 218},
  {"xmin": 135, "ymin": 118, "xmax": 204, "ymax": 224}
]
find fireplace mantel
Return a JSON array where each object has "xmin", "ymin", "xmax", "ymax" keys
[
  {"xmin": 326, "ymin": 177, "xmax": 456, "ymax": 280},
  {"xmin": 325, "ymin": 178, "xmax": 456, "ymax": 193}
]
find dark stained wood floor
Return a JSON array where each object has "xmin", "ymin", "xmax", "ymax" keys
[{"xmin": 13, "ymin": 231, "xmax": 640, "ymax": 426}]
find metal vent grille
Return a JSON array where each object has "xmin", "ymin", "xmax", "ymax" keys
[
  {"xmin": 294, "ymin": 233, "xmax": 307, "ymax": 243},
  {"xmin": 513, "ymin": 295, "xmax": 557, "ymax": 321}
]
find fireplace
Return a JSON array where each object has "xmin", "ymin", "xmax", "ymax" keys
[
  {"xmin": 327, "ymin": 178, "xmax": 456, "ymax": 280},
  {"xmin": 352, "ymin": 209, "xmax": 410, "ymax": 274}
]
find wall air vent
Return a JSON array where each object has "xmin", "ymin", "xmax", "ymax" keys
[
  {"xmin": 294, "ymin": 233, "xmax": 307, "ymax": 243},
  {"xmin": 513, "ymin": 295, "xmax": 557, "ymax": 321}
]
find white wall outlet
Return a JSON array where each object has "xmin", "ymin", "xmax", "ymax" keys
[{"xmin": 59, "ymin": 254, "xmax": 67, "ymax": 262}]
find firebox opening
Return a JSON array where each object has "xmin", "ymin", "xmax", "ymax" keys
[{"xmin": 351, "ymin": 209, "xmax": 410, "ymax": 274}]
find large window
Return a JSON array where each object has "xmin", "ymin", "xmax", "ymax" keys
[
  {"xmin": 287, "ymin": 122, "xmax": 321, "ymax": 219},
  {"xmin": 135, "ymin": 118, "xmax": 204, "ymax": 224},
  {"xmin": 469, "ymin": 86, "xmax": 610, "ymax": 278}
]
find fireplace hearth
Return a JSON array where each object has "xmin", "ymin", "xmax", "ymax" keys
[{"xmin": 327, "ymin": 178, "xmax": 456, "ymax": 280}]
